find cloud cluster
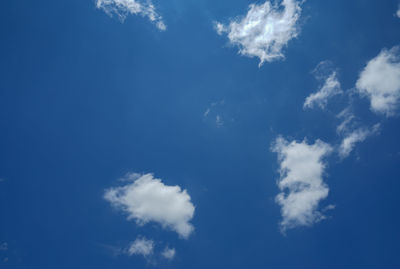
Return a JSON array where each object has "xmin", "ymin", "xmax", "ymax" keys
[
  {"xmin": 105, "ymin": 173, "xmax": 195, "ymax": 239},
  {"xmin": 356, "ymin": 47, "xmax": 400, "ymax": 117},
  {"xmin": 304, "ymin": 72, "xmax": 342, "ymax": 109},
  {"xmin": 215, "ymin": 0, "xmax": 302, "ymax": 66},
  {"xmin": 272, "ymin": 137, "xmax": 333, "ymax": 231},
  {"xmin": 96, "ymin": 0, "xmax": 166, "ymax": 30}
]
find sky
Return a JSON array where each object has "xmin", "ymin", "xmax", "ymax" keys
[{"xmin": 1, "ymin": 0, "xmax": 400, "ymax": 268}]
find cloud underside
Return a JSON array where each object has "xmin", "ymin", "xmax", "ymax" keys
[
  {"xmin": 356, "ymin": 46, "xmax": 400, "ymax": 116},
  {"xmin": 105, "ymin": 173, "xmax": 195, "ymax": 238},
  {"xmin": 96, "ymin": 0, "xmax": 166, "ymax": 30},
  {"xmin": 304, "ymin": 72, "xmax": 342, "ymax": 109},
  {"xmin": 216, "ymin": 0, "xmax": 302, "ymax": 66},
  {"xmin": 272, "ymin": 137, "xmax": 332, "ymax": 231}
]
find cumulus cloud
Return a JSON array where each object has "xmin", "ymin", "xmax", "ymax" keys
[
  {"xmin": 304, "ymin": 72, "xmax": 342, "ymax": 109},
  {"xmin": 356, "ymin": 46, "xmax": 400, "ymax": 116},
  {"xmin": 338, "ymin": 124, "xmax": 380, "ymax": 159},
  {"xmin": 215, "ymin": 0, "xmax": 302, "ymax": 66},
  {"xmin": 105, "ymin": 173, "xmax": 195, "ymax": 238},
  {"xmin": 96, "ymin": 0, "xmax": 166, "ymax": 30},
  {"xmin": 272, "ymin": 137, "xmax": 333, "ymax": 231},
  {"xmin": 127, "ymin": 237, "xmax": 154, "ymax": 257},
  {"xmin": 161, "ymin": 247, "xmax": 176, "ymax": 260}
]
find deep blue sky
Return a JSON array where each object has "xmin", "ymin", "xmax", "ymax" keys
[{"xmin": 1, "ymin": 0, "xmax": 400, "ymax": 268}]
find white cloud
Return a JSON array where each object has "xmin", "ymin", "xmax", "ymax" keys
[
  {"xmin": 338, "ymin": 124, "xmax": 380, "ymax": 159},
  {"xmin": 96, "ymin": 0, "xmax": 166, "ymax": 30},
  {"xmin": 304, "ymin": 72, "xmax": 342, "ymax": 109},
  {"xmin": 161, "ymin": 247, "xmax": 176, "ymax": 260},
  {"xmin": 356, "ymin": 46, "xmax": 400, "ymax": 116},
  {"xmin": 336, "ymin": 108, "xmax": 356, "ymax": 135},
  {"xmin": 105, "ymin": 173, "xmax": 195, "ymax": 238},
  {"xmin": 127, "ymin": 237, "xmax": 154, "ymax": 257},
  {"xmin": 397, "ymin": 6, "xmax": 400, "ymax": 18},
  {"xmin": 272, "ymin": 137, "xmax": 333, "ymax": 231},
  {"xmin": 215, "ymin": 0, "xmax": 302, "ymax": 66}
]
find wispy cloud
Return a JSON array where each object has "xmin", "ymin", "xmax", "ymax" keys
[
  {"xmin": 161, "ymin": 246, "xmax": 176, "ymax": 260},
  {"xmin": 96, "ymin": 0, "xmax": 166, "ymax": 30},
  {"xmin": 215, "ymin": 0, "xmax": 302, "ymax": 66},
  {"xmin": 215, "ymin": 115, "xmax": 224, "ymax": 127},
  {"xmin": 304, "ymin": 71, "xmax": 342, "ymax": 109},
  {"xmin": 105, "ymin": 173, "xmax": 195, "ymax": 238},
  {"xmin": 356, "ymin": 46, "xmax": 400, "ymax": 117},
  {"xmin": 203, "ymin": 100, "xmax": 228, "ymax": 127},
  {"xmin": 336, "ymin": 108, "xmax": 356, "ymax": 135},
  {"xmin": 338, "ymin": 124, "xmax": 380, "ymax": 159},
  {"xmin": 272, "ymin": 137, "xmax": 333, "ymax": 231},
  {"xmin": 127, "ymin": 237, "xmax": 154, "ymax": 257}
]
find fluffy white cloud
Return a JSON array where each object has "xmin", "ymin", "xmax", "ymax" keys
[
  {"xmin": 272, "ymin": 137, "xmax": 333, "ymax": 231},
  {"xmin": 105, "ymin": 173, "xmax": 195, "ymax": 238},
  {"xmin": 338, "ymin": 124, "xmax": 380, "ymax": 159},
  {"xmin": 161, "ymin": 247, "xmax": 176, "ymax": 260},
  {"xmin": 127, "ymin": 237, "xmax": 154, "ymax": 257},
  {"xmin": 356, "ymin": 46, "xmax": 400, "ymax": 116},
  {"xmin": 96, "ymin": 0, "xmax": 166, "ymax": 30},
  {"xmin": 304, "ymin": 72, "xmax": 342, "ymax": 109},
  {"xmin": 215, "ymin": 0, "xmax": 302, "ymax": 66},
  {"xmin": 397, "ymin": 6, "xmax": 400, "ymax": 18}
]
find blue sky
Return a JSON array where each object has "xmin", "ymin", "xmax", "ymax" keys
[{"xmin": 1, "ymin": 0, "xmax": 400, "ymax": 268}]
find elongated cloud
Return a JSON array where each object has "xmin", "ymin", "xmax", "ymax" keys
[
  {"xmin": 272, "ymin": 137, "xmax": 332, "ymax": 231},
  {"xmin": 215, "ymin": 0, "xmax": 302, "ymax": 66},
  {"xmin": 356, "ymin": 46, "xmax": 400, "ymax": 116},
  {"xmin": 336, "ymin": 108, "xmax": 356, "ymax": 135},
  {"xmin": 105, "ymin": 173, "xmax": 195, "ymax": 238},
  {"xmin": 338, "ymin": 124, "xmax": 380, "ymax": 159},
  {"xmin": 127, "ymin": 237, "xmax": 154, "ymax": 257},
  {"xmin": 304, "ymin": 72, "xmax": 342, "ymax": 109},
  {"xmin": 96, "ymin": 0, "xmax": 166, "ymax": 30}
]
